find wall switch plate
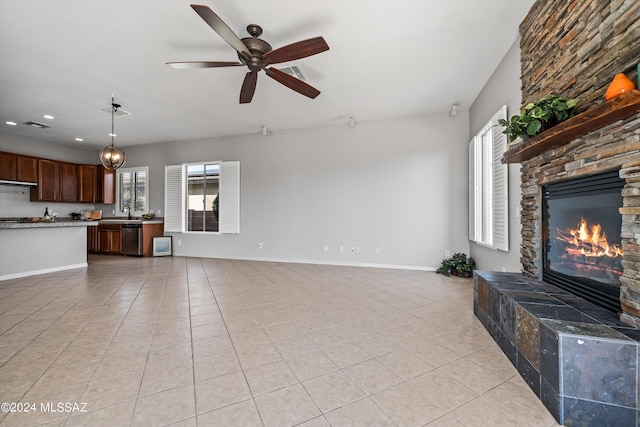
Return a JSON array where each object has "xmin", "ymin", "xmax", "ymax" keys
[
  {"xmin": 258, "ymin": 242, "xmax": 263, "ymax": 249},
  {"xmin": 323, "ymin": 245, "xmax": 329, "ymax": 252},
  {"xmin": 445, "ymin": 250, "xmax": 451, "ymax": 257},
  {"xmin": 375, "ymin": 247, "xmax": 380, "ymax": 254},
  {"xmin": 355, "ymin": 247, "xmax": 360, "ymax": 253},
  {"xmin": 178, "ymin": 240, "xmax": 182, "ymax": 245},
  {"xmin": 157, "ymin": 209, "xmax": 161, "ymax": 215},
  {"xmin": 339, "ymin": 246, "xmax": 344, "ymax": 253}
]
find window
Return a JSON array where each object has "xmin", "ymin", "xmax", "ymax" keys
[
  {"xmin": 164, "ymin": 161, "xmax": 240, "ymax": 234},
  {"xmin": 186, "ymin": 163, "xmax": 219, "ymax": 232},
  {"xmin": 116, "ymin": 167, "xmax": 148, "ymax": 216},
  {"xmin": 469, "ymin": 106, "xmax": 509, "ymax": 251}
]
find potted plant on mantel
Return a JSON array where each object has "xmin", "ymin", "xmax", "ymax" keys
[{"xmin": 499, "ymin": 93, "xmax": 579, "ymax": 147}]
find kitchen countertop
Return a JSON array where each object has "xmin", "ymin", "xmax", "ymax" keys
[{"xmin": 0, "ymin": 218, "xmax": 164, "ymax": 229}]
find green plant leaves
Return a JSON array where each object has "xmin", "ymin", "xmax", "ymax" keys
[{"xmin": 499, "ymin": 93, "xmax": 579, "ymax": 141}]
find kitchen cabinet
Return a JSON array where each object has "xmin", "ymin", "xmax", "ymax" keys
[
  {"xmin": 16, "ymin": 155, "xmax": 37, "ymax": 183},
  {"xmin": 142, "ymin": 223, "xmax": 165, "ymax": 257},
  {"xmin": 31, "ymin": 158, "xmax": 60, "ymax": 202},
  {"xmin": 0, "ymin": 152, "xmax": 17, "ymax": 181},
  {"xmin": 87, "ymin": 225, "xmax": 98, "ymax": 252},
  {"xmin": 96, "ymin": 166, "xmax": 115, "ymax": 204},
  {"xmin": 97, "ymin": 224, "xmax": 122, "ymax": 254},
  {"xmin": 60, "ymin": 162, "xmax": 77, "ymax": 202},
  {"xmin": 77, "ymin": 165, "xmax": 96, "ymax": 203},
  {"xmin": 0, "ymin": 152, "xmax": 37, "ymax": 183}
]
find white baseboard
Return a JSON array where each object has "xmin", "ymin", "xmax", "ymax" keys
[
  {"xmin": 0, "ymin": 263, "xmax": 88, "ymax": 281},
  {"xmin": 184, "ymin": 254, "xmax": 438, "ymax": 272}
]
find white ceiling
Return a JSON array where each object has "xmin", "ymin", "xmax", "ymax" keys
[{"xmin": 0, "ymin": 0, "xmax": 534, "ymax": 149}]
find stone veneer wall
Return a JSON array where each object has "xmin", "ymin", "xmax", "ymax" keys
[{"xmin": 517, "ymin": 0, "xmax": 640, "ymax": 325}]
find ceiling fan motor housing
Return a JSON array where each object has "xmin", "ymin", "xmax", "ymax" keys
[{"xmin": 239, "ymin": 27, "xmax": 272, "ymax": 70}]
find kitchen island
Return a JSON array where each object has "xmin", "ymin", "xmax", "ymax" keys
[{"xmin": 0, "ymin": 219, "xmax": 98, "ymax": 281}]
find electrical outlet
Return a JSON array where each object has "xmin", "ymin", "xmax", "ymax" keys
[
  {"xmin": 157, "ymin": 209, "xmax": 162, "ymax": 215},
  {"xmin": 150, "ymin": 209, "xmax": 154, "ymax": 214},
  {"xmin": 323, "ymin": 245, "xmax": 329, "ymax": 252},
  {"xmin": 111, "ymin": 209, "xmax": 115, "ymax": 215},
  {"xmin": 178, "ymin": 240, "xmax": 182, "ymax": 245},
  {"xmin": 375, "ymin": 247, "xmax": 380, "ymax": 254},
  {"xmin": 339, "ymin": 246, "xmax": 344, "ymax": 253},
  {"xmin": 445, "ymin": 250, "xmax": 451, "ymax": 257},
  {"xmin": 258, "ymin": 242, "xmax": 263, "ymax": 249}
]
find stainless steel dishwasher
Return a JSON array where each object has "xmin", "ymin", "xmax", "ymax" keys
[{"xmin": 122, "ymin": 223, "xmax": 142, "ymax": 256}]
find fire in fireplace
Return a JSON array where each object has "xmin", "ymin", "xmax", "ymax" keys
[{"xmin": 542, "ymin": 170, "xmax": 624, "ymax": 313}]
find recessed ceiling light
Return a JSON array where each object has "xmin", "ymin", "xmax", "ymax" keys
[
  {"xmin": 5, "ymin": 121, "xmax": 17, "ymax": 126},
  {"xmin": 75, "ymin": 138, "xmax": 84, "ymax": 142},
  {"xmin": 43, "ymin": 114, "xmax": 54, "ymax": 120}
]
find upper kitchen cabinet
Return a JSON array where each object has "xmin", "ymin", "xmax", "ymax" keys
[
  {"xmin": 96, "ymin": 166, "xmax": 115, "ymax": 204},
  {"xmin": 16, "ymin": 155, "xmax": 37, "ymax": 183},
  {"xmin": 77, "ymin": 165, "xmax": 96, "ymax": 203},
  {"xmin": 60, "ymin": 162, "xmax": 77, "ymax": 203},
  {"xmin": 0, "ymin": 152, "xmax": 17, "ymax": 181},
  {"xmin": 0, "ymin": 151, "xmax": 37, "ymax": 183},
  {"xmin": 31, "ymin": 158, "xmax": 60, "ymax": 202}
]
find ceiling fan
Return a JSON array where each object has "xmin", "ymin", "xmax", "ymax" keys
[{"xmin": 167, "ymin": 4, "xmax": 330, "ymax": 104}]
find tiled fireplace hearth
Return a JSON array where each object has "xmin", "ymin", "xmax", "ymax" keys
[
  {"xmin": 472, "ymin": 1, "xmax": 640, "ymax": 426},
  {"xmin": 474, "ymin": 271, "xmax": 640, "ymax": 425}
]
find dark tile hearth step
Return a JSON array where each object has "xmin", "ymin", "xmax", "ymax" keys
[{"xmin": 474, "ymin": 271, "xmax": 639, "ymax": 427}]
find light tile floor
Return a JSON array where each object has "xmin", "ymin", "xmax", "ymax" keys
[{"xmin": 0, "ymin": 256, "xmax": 560, "ymax": 426}]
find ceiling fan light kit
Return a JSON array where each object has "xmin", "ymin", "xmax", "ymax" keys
[
  {"xmin": 167, "ymin": 4, "xmax": 329, "ymax": 104},
  {"xmin": 99, "ymin": 95, "xmax": 126, "ymax": 170}
]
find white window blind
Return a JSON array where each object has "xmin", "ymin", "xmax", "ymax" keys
[
  {"xmin": 219, "ymin": 161, "xmax": 240, "ymax": 234},
  {"xmin": 468, "ymin": 136, "xmax": 478, "ymax": 242},
  {"xmin": 468, "ymin": 105, "xmax": 509, "ymax": 251},
  {"xmin": 164, "ymin": 165, "xmax": 184, "ymax": 232}
]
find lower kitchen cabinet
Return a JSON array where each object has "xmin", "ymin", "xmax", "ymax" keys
[
  {"xmin": 96, "ymin": 224, "xmax": 122, "ymax": 255},
  {"xmin": 142, "ymin": 223, "xmax": 164, "ymax": 257},
  {"xmin": 89, "ymin": 222, "xmax": 164, "ymax": 257}
]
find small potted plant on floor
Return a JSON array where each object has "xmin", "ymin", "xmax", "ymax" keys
[
  {"xmin": 436, "ymin": 252, "xmax": 475, "ymax": 278},
  {"xmin": 499, "ymin": 93, "xmax": 579, "ymax": 145}
]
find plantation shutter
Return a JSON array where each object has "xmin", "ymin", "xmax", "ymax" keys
[
  {"xmin": 491, "ymin": 106, "xmax": 509, "ymax": 251},
  {"xmin": 469, "ymin": 106, "xmax": 509, "ymax": 250},
  {"xmin": 468, "ymin": 136, "xmax": 478, "ymax": 242},
  {"xmin": 219, "ymin": 161, "xmax": 240, "ymax": 234},
  {"xmin": 164, "ymin": 165, "xmax": 183, "ymax": 232}
]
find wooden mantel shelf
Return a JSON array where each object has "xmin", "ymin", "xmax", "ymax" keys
[{"xmin": 502, "ymin": 90, "xmax": 640, "ymax": 164}]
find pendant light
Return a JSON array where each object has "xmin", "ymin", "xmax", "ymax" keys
[{"xmin": 99, "ymin": 95, "xmax": 126, "ymax": 170}]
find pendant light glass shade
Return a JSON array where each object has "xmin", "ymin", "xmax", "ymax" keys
[
  {"xmin": 99, "ymin": 96, "xmax": 126, "ymax": 170},
  {"xmin": 99, "ymin": 144, "xmax": 126, "ymax": 169}
]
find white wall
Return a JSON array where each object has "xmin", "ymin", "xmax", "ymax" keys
[
  {"xmin": 0, "ymin": 133, "xmax": 98, "ymax": 218},
  {"xmin": 120, "ymin": 113, "xmax": 470, "ymax": 269},
  {"xmin": 468, "ymin": 38, "xmax": 523, "ymax": 272}
]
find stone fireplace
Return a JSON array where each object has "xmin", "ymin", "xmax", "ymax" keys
[{"xmin": 473, "ymin": 1, "xmax": 640, "ymax": 425}]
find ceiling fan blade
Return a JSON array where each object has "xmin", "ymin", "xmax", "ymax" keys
[
  {"xmin": 265, "ymin": 67, "xmax": 321, "ymax": 99},
  {"xmin": 190, "ymin": 4, "xmax": 251, "ymax": 60},
  {"xmin": 240, "ymin": 71, "xmax": 258, "ymax": 104},
  {"xmin": 263, "ymin": 37, "xmax": 329, "ymax": 64},
  {"xmin": 166, "ymin": 61, "xmax": 244, "ymax": 69}
]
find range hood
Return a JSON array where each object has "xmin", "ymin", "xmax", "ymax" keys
[{"xmin": 0, "ymin": 179, "xmax": 37, "ymax": 187}]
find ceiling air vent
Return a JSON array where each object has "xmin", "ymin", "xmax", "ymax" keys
[
  {"xmin": 100, "ymin": 106, "xmax": 131, "ymax": 116},
  {"xmin": 278, "ymin": 65, "xmax": 306, "ymax": 81},
  {"xmin": 23, "ymin": 121, "xmax": 51, "ymax": 129}
]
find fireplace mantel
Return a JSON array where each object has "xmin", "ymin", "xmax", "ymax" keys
[{"xmin": 502, "ymin": 90, "xmax": 640, "ymax": 164}]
